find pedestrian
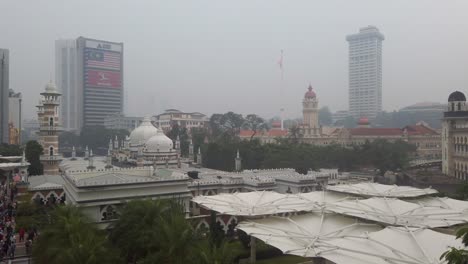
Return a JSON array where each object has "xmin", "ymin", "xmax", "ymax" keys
[
  {"xmin": 25, "ymin": 239, "xmax": 32, "ymax": 255},
  {"xmin": 18, "ymin": 227, "xmax": 24, "ymax": 242}
]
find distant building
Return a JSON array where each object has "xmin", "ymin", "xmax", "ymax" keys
[
  {"xmin": 347, "ymin": 26, "xmax": 384, "ymax": 119},
  {"xmin": 76, "ymin": 37, "xmax": 124, "ymax": 128},
  {"xmin": 8, "ymin": 89, "xmax": 22, "ymax": 144},
  {"xmin": 55, "ymin": 39, "xmax": 80, "ymax": 132},
  {"xmin": 301, "ymin": 84, "xmax": 320, "ymax": 137},
  {"xmin": 0, "ymin": 49, "xmax": 9, "ymax": 144},
  {"xmin": 399, "ymin": 102, "xmax": 444, "ymax": 128},
  {"xmin": 442, "ymin": 91, "xmax": 468, "ymax": 179},
  {"xmin": 154, "ymin": 109, "xmax": 208, "ymax": 133},
  {"xmin": 104, "ymin": 113, "xmax": 143, "ymax": 131},
  {"xmin": 332, "ymin": 110, "xmax": 350, "ymax": 125}
]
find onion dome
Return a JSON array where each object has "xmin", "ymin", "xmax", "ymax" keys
[
  {"xmin": 129, "ymin": 116, "xmax": 158, "ymax": 146},
  {"xmin": 358, "ymin": 117, "xmax": 370, "ymax": 125},
  {"xmin": 304, "ymin": 84, "xmax": 316, "ymax": 99},
  {"xmin": 41, "ymin": 80, "xmax": 61, "ymax": 96},
  {"xmin": 144, "ymin": 130, "xmax": 174, "ymax": 153},
  {"xmin": 448, "ymin": 91, "xmax": 466, "ymax": 102}
]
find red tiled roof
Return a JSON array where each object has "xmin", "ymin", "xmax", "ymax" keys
[
  {"xmin": 239, "ymin": 130, "xmax": 288, "ymax": 138},
  {"xmin": 404, "ymin": 125, "xmax": 439, "ymax": 135}
]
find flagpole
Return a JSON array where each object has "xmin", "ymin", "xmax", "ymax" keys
[{"xmin": 279, "ymin": 50, "xmax": 284, "ymax": 131}]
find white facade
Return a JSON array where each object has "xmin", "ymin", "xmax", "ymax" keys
[
  {"xmin": 104, "ymin": 113, "xmax": 143, "ymax": 131},
  {"xmin": 55, "ymin": 39, "xmax": 80, "ymax": 132},
  {"xmin": 154, "ymin": 109, "xmax": 208, "ymax": 133},
  {"xmin": 346, "ymin": 26, "xmax": 384, "ymax": 119},
  {"xmin": 442, "ymin": 91, "xmax": 468, "ymax": 179}
]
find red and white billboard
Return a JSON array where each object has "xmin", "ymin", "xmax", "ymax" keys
[{"xmin": 85, "ymin": 69, "xmax": 121, "ymax": 88}]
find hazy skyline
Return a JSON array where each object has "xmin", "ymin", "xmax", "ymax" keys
[{"xmin": 1, "ymin": 0, "xmax": 468, "ymax": 120}]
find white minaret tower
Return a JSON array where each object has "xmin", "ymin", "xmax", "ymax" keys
[
  {"xmin": 105, "ymin": 149, "xmax": 113, "ymax": 169},
  {"xmin": 71, "ymin": 146, "xmax": 77, "ymax": 160},
  {"xmin": 197, "ymin": 147, "xmax": 202, "ymax": 166},
  {"xmin": 175, "ymin": 135, "xmax": 181, "ymax": 153},
  {"xmin": 84, "ymin": 145, "xmax": 89, "ymax": 160},
  {"xmin": 235, "ymin": 149, "xmax": 242, "ymax": 172},
  {"xmin": 37, "ymin": 81, "xmax": 63, "ymax": 175},
  {"xmin": 109, "ymin": 138, "xmax": 113, "ymax": 151},
  {"xmin": 114, "ymin": 135, "xmax": 119, "ymax": 149},
  {"xmin": 302, "ymin": 84, "xmax": 319, "ymax": 137},
  {"xmin": 189, "ymin": 139, "xmax": 194, "ymax": 160}
]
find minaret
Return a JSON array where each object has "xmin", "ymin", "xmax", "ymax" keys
[
  {"xmin": 105, "ymin": 149, "xmax": 113, "ymax": 169},
  {"xmin": 189, "ymin": 139, "xmax": 194, "ymax": 160},
  {"xmin": 37, "ymin": 81, "xmax": 63, "ymax": 175},
  {"xmin": 87, "ymin": 149, "xmax": 95, "ymax": 170},
  {"xmin": 114, "ymin": 135, "xmax": 119, "ymax": 149},
  {"xmin": 84, "ymin": 145, "xmax": 89, "ymax": 160},
  {"xmin": 175, "ymin": 135, "xmax": 181, "ymax": 154},
  {"xmin": 71, "ymin": 146, "xmax": 77, "ymax": 160},
  {"xmin": 302, "ymin": 84, "xmax": 319, "ymax": 137},
  {"xmin": 197, "ymin": 147, "xmax": 203, "ymax": 166},
  {"xmin": 235, "ymin": 149, "xmax": 242, "ymax": 172},
  {"xmin": 108, "ymin": 138, "xmax": 113, "ymax": 151}
]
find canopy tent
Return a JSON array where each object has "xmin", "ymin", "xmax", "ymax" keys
[
  {"xmin": 237, "ymin": 212, "xmax": 382, "ymax": 258},
  {"xmin": 295, "ymin": 191, "xmax": 349, "ymax": 207},
  {"xmin": 322, "ymin": 227, "xmax": 464, "ymax": 264},
  {"xmin": 191, "ymin": 191, "xmax": 316, "ymax": 216},
  {"xmin": 410, "ymin": 196, "xmax": 468, "ymax": 212},
  {"xmin": 329, "ymin": 197, "xmax": 468, "ymax": 228},
  {"xmin": 327, "ymin": 182, "xmax": 438, "ymax": 198}
]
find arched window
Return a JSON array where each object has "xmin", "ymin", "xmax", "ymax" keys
[
  {"xmin": 452, "ymin": 103, "xmax": 455, "ymax": 111},
  {"xmin": 49, "ymin": 117, "xmax": 53, "ymax": 126},
  {"xmin": 49, "ymin": 146, "xmax": 54, "ymax": 156}
]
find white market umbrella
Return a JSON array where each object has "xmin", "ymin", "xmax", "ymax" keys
[
  {"xmin": 327, "ymin": 182, "xmax": 438, "ymax": 198},
  {"xmin": 329, "ymin": 197, "xmax": 468, "ymax": 228}
]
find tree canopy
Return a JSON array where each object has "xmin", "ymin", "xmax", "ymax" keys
[{"xmin": 25, "ymin": 140, "xmax": 43, "ymax": 176}]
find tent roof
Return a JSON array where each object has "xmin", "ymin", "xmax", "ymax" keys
[
  {"xmin": 329, "ymin": 197, "xmax": 468, "ymax": 228},
  {"xmin": 192, "ymin": 191, "xmax": 314, "ymax": 216},
  {"xmin": 327, "ymin": 182, "xmax": 438, "ymax": 198},
  {"xmin": 322, "ymin": 227, "xmax": 464, "ymax": 264},
  {"xmin": 410, "ymin": 196, "xmax": 468, "ymax": 212},
  {"xmin": 237, "ymin": 212, "xmax": 382, "ymax": 258}
]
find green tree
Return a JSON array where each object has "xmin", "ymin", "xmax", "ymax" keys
[
  {"xmin": 15, "ymin": 194, "xmax": 49, "ymax": 231},
  {"xmin": 242, "ymin": 114, "xmax": 269, "ymax": 140},
  {"xmin": 25, "ymin": 140, "xmax": 43, "ymax": 175},
  {"xmin": 59, "ymin": 131, "xmax": 80, "ymax": 148},
  {"xmin": 32, "ymin": 205, "xmax": 120, "ymax": 264},
  {"xmin": 318, "ymin": 106, "xmax": 333, "ymax": 126},
  {"xmin": 288, "ymin": 125, "xmax": 303, "ymax": 145},
  {"xmin": 110, "ymin": 199, "xmax": 197, "ymax": 264},
  {"xmin": 167, "ymin": 124, "xmax": 190, "ymax": 156},
  {"xmin": 209, "ymin": 112, "xmax": 244, "ymax": 141},
  {"xmin": 441, "ymin": 226, "xmax": 468, "ymax": 263},
  {"xmin": 0, "ymin": 143, "xmax": 22, "ymax": 156},
  {"xmin": 80, "ymin": 126, "xmax": 129, "ymax": 151}
]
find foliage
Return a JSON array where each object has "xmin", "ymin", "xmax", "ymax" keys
[
  {"xmin": 209, "ymin": 112, "xmax": 244, "ymax": 141},
  {"xmin": 32, "ymin": 205, "xmax": 120, "ymax": 264},
  {"xmin": 318, "ymin": 106, "xmax": 333, "ymax": 126},
  {"xmin": 110, "ymin": 199, "xmax": 197, "ymax": 264},
  {"xmin": 0, "ymin": 143, "xmax": 22, "ymax": 156},
  {"xmin": 441, "ymin": 226, "xmax": 468, "ymax": 263},
  {"xmin": 196, "ymin": 239, "xmax": 235, "ymax": 264},
  {"xmin": 15, "ymin": 194, "xmax": 49, "ymax": 230},
  {"xmin": 374, "ymin": 110, "xmax": 443, "ymax": 129},
  {"xmin": 25, "ymin": 140, "xmax": 43, "ymax": 175},
  {"xmin": 59, "ymin": 131, "xmax": 80, "ymax": 148},
  {"xmin": 167, "ymin": 123, "xmax": 190, "ymax": 156},
  {"xmin": 287, "ymin": 125, "xmax": 303, "ymax": 145},
  {"xmin": 203, "ymin": 138, "xmax": 415, "ymax": 174},
  {"xmin": 242, "ymin": 114, "xmax": 269, "ymax": 140}
]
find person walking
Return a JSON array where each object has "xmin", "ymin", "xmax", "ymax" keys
[{"xmin": 18, "ymin": 227, "xmax": 24, "ymax": 242}]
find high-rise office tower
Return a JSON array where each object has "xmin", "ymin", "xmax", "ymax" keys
[
  {"xmin": 346, "ymin": 26, "xmax": 384, "ymax": 119},
  {"xmin": 77, "ymin": 37, "xmax": 124, "ymax": 127},
  {"xmin": 0, "ymin": 49, "xmax": 9, "ymax": 144},
  {"xmin": 55, "ymin": 39, "xmax": 80, "ymax": 132},
  {"xmin": 8, "ymin": 89, "xmax": 22, "ymax": 144}
]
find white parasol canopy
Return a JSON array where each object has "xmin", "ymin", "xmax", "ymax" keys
[
  {"xmin": 237, "ymin": 212, "xmax": 382, "ymax": 258},
  {"xmin": 329, "ymin": 197, "xmax": 468, "ymax": 228},
  {"xmin": 327, "ymin": 182, "xmax": 438, "ymax": 198},
  {"xmin": 191, "ymin": 191, "xmax": 315, "ymax": 216},
  {"xmin": 410, "ymin": 196, "xmax": 468, "ymax": 212},
  {"xmin": 322, "ymin": 226, "xmax": 464, "ymax": 264}
]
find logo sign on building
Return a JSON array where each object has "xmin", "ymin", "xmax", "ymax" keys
[
  {"xmin": 85, "ymin": 40, "xmax": 122, "ymax": 53},
  {"xmin": 85, "ymin": 69, "xmax": 121, "ymax": 88}
]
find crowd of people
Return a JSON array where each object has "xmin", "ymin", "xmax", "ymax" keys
[{"xmin": 0, "ymin": 179, "xmax": 36, "ymax": 261}]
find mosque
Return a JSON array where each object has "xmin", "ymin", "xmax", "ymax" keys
[{"xmin": 21, "ymin": 81, "xmax": 368, "ymax": 229}]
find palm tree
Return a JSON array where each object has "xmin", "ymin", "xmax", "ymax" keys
[{"xmin": 32, "ymin": 205, "xmax": 120, "ymax": 264}]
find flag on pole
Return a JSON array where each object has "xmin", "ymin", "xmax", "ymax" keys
[{"xmin": 278, "ymin": 49, "xmax": 283, "ymax": 70}]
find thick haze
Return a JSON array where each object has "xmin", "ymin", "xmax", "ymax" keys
[{"xmin": 1, "ymin": 0, "xmax": 468, "ymax": 120}]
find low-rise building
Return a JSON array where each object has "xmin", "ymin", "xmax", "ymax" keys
[
  {"xmin": 154, "ymin": 109, "xmax": 208, "ymax": 133},
  {"xmin": 104, "ymin": 113, "xmax": 143, "ymax": 132}
]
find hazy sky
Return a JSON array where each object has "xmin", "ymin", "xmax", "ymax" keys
[{"xmin": 2, "ymin": 0, "xmax": 468, "ymax": 120}]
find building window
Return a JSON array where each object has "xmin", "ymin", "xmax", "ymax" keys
[{"xmin": 49, "ymin": 146, "xmax": 54, "ymax": 156}]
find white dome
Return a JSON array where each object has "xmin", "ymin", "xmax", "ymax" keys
[
  {"xmin": 129, "ymin": 117, "xmax": 158, "ymax": 146},
  {"xmin": 144, "ymin": 130, "xmax": 174, "ymax": 153}
]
